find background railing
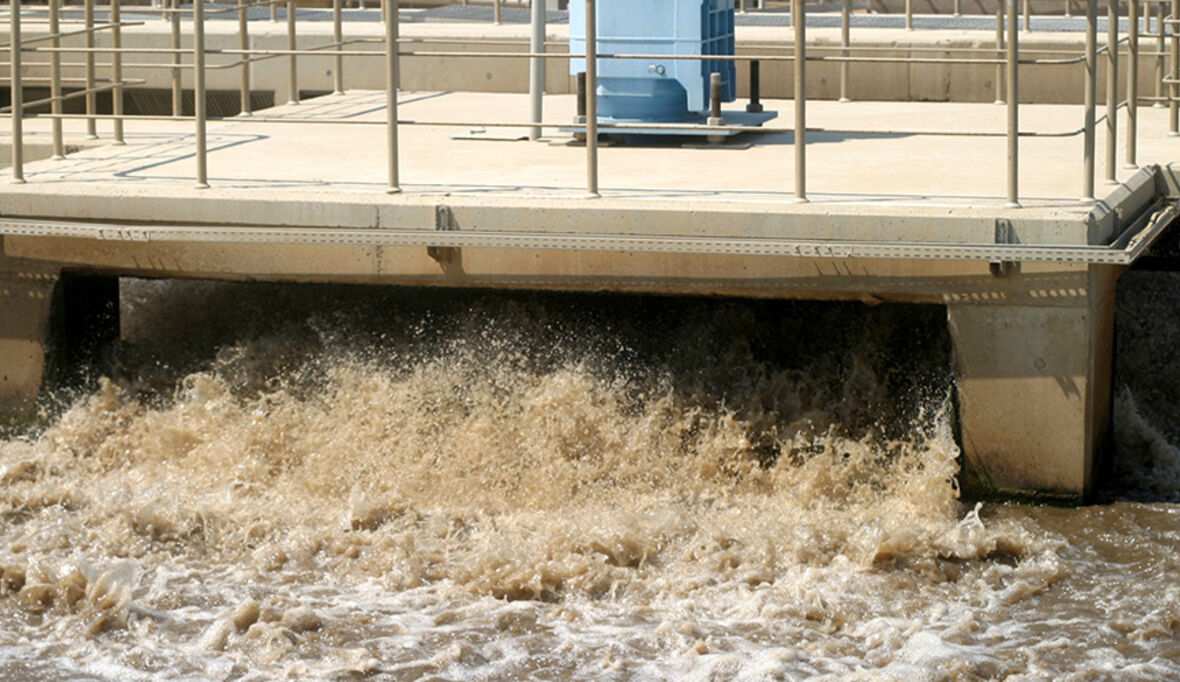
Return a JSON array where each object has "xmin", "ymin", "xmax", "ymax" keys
[{"xmin": 0, "ymin": 0, "xmax": 1173, "ymax": 205}]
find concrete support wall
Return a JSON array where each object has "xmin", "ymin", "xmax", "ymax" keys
[
  {"xmin": 0, "ymin": 23, "xmax": 1157, "ymax": 106},
  {"xmin": 948, "ymin": 264, "xmax": 1119, "ymax": 499},
  {"xmin": 0, "ymin": 240, "xmax": 59, "ymax": 420}
]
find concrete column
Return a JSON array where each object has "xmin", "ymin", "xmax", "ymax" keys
[
  {"xmin": 0, "ymin": 243, "xmax": 120, "ymax": 424},
  {"xmin": 0, "ymin": 243, "xmax": 60, "ymax": 421},
  {"xmin": 947, "ymin": 264, "xmax": 1118, "ymax": 500}
]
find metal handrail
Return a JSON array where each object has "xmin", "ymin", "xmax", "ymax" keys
[{"xmin": 0, "ymin": 0, "xmax": 1162, "ymax": 207}]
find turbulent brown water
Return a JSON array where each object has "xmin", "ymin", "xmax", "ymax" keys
[{"xmin": 0, "ymin": 275, "xmax": 1179, "ymax": 680}]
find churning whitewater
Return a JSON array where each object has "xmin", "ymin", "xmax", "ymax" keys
[{"xmin": 0, "ymin": 276, "xmax": 1178, "ymax": 680}]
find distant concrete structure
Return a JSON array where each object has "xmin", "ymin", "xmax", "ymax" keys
[{"xmin": 1, "ymin": 1, "xmax": 1178, "ymax": 501}]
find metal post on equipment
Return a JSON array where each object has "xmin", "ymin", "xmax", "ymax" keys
[
  {"xmin": 905, "ymin": 0, "xmax": 913, "ymax": 30},
  {"xmin": 1106, "ymin": 0, "xmax": 1118, "ymax": 182},
  {"xmin": 840, "ymin": 0, "xmax": 851, "ymax": 101},
  {"xmin": 576, "ymin": 71, "xmax": 586, "ymax": 120},
  {"xmin": 10, "ymin": 0, "xmax": 23, "ymax": 182},
  {"xmin": 709, "ymin": 72, "xmax": 722, "ymax": 121},
  {"xmin": 112, "ymin": 0, "xmax": 124, "ymax": 144},
  {"xmin": 585, "ymin": 0, "xmax": 600, "ymax": 197},
  {"xmin": 529, "ymin": 0, "xmax": 546, "ymax": 140},
  {"xmin": 794, "ymin": 0, "xmax": 807, "ymax": 202},
  {"xmin": 954, "ymin": 0, "xmax": 961, "ymax": 16},
  {"xmin": 748, "ymin": 60, "xmax": 763, "ymax": 112},
  {"xmin": 385, "ymin": 0, "xmax": 401, "ymax": 193},
  {"xmin": 171, "ymin": 0, "xmax": 181, "ymax": 117},
  {"xmin": 49, "ymin": 0, "xmax": 64, "ymax": 159},
  {"xmin": 1007, "ymin": 0, "xmax": 1019, "ymax": 207},
  {"xmin": 194, "ymin": 0, "xmax": 208, "ymax": 188},
  {"xmin": 84, "ymin": 0, "xmax": 97, "ymax": 138},
  {"xmin": 494, "ymin": 0, "xmax": 501, "ymax": 24},
  {"xmin": 1023, "ymin": 0, "xmax": 1031, "ymax": 31},
  {"xmin": 1084, "ymin": 0, "xmax": 1097, "ymax": 199},
  {"xmin": 1128, "ymin": 0, "xmax": 1139, "ymax": 166},
  {"xmin": 287, "ymin": 0, "xmax": 299, "ymax": 104},
  {"xmin": 240, "ymin": 0, "xmax": 252, "ymax": 114},
  {"xmin": 333, "ymin": 0, "xmax": 344, "ymax": 94}
]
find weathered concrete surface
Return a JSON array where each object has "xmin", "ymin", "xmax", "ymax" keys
[
  {"xmin": 0, "ymin": 242, "xmax": 59, "ymax": 420},
  {"xmin": 948, "ymin": 264, "xmax": 1119, "ymax": 498}
]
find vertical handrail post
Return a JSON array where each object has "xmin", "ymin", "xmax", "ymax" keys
[
  {"xmin": 1171, "ymin": 0, "xmax": 1179, "ymax": 133},
  {"xmin": 585, "ymin": 0, "xmax": 599, "ymax": 197},
  {"xmin": 1084, "ymin": 0, "xmax": 1097, "ymax": 199},
  {"xmin": 1023, "ymin": 0, "xmax": 1031, "ymax": 31},
  {"xmin": 840, "ymin": 0, "xmax": 851, "ymax": 101},
  {"xmin": 84, "ymin": 0, "xmax": 96, "ymax": 138},
  {"xmin": 995, "ymin": 6, "xmax": 1005, "ymax": 103},
  {"xmin": 112, "ymin": 0, "xmax": 124, "ymax": 144},
  {"xmin": 194, "ymin": 0, "xmax": 208, "ymax": 188},
  {"xmin": 10, "ymin": 0, "xmax": 24, "ymax": 182},
  {"xmin": 1128, "ymin": 0, "xmax": 1139, "ymax": 166},
  {"xmin": 270, "ymin": 0, "xmax": 277, "ymax": 22},
  {"xmin": 1106, "ymin": 0, "xmax": 1118, "ymax": 182},
  {"xmin": 905, "ymin": 0, "xmax": 913, "ymax": 30},
  {"xmin": 1156, "ymin": 0, "xmax": 1164, "ymax": 107},
  {"xmin": 529, "ymin": 0, "xmax": 546, "ymax": 140},
  {"xmin": 239, "ymin": 0, "xmax": 252, "ymax": 114},
  {"xmin": 794, "ymin": 0, "xmax": 807, "ymax": 202},
  {"xmin": 49, "ymin": 0, "xmax": 63, "ymax": 159},
  {"xmin": 287, "ymin": 0, "xmax": 298, "ymax": 104},
  {"xmin": 953, "ymin": 0, "xmax": 961, "ymax": 16},
  {"xmin": 170, "ymin": 0, "xmax": 181, "ymax": 117},
  {"xmin": 384, "ymin": 0, "xmax": 400, "ymax": 193},
  {"xmin": 333, "ymin": 0, "xmax": 344, "ymax": 94},
  {"xmin": 1007, "ymin": 0, "xmax": 1019, "ymax": 206},
  {"xmin": 494, "ymin": 0, "xmax": 501, "ymax": 24}
]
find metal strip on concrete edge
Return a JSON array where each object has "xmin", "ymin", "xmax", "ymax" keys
[{"xmin": 0, "ymin": 197, "xmax": 1177, "ymax": 265}]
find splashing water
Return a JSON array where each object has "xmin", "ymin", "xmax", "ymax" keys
[{"xmin": 0, "ymin": 278, "xmax": 1178, "ymax": 679}]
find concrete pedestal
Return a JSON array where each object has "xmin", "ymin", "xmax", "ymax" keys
[{"xmin": 948, "ymin": 265, "xmax": 1119, "ymax": 500}]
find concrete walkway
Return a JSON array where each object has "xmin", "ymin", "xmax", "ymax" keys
[{"xmin": 0, "ymin": 90, "xmax": 1167, "ymax": 217}]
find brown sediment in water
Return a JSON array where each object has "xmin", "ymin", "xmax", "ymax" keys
[{"xmin": 0, "ymin": 279, "xmax": 1176, "ymax": 679}]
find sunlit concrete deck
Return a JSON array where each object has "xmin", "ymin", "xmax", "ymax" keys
[{"xmin": 0, "ymin": 90, "xmax": 1169, "ymax": 217}]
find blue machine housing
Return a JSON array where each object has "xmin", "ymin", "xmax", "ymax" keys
[{"xmin": 570, "ymin": 0, "xmax": 737, "ymax": 123}]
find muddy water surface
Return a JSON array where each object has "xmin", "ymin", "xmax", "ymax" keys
[{"xmin": 0, "ymin": 275, "xmax": 1178, "ymax": 680}]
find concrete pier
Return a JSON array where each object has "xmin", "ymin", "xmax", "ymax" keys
[
  {"xmin": 1, "ymin": 9, "xmax": 1179, "ymax": 499},
  {"xmin": 0, "ymin": 246, "xmax": 57, "ymax": 421}
]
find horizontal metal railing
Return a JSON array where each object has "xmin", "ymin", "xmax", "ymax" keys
[{"xmin": 0, "ymin": 0, "xmax": 1171, "ymax": 205}]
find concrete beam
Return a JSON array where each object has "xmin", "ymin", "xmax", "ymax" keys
[{"xmin": 948, "ymin": 263, "xmax": 1119, "ymax": 499}]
